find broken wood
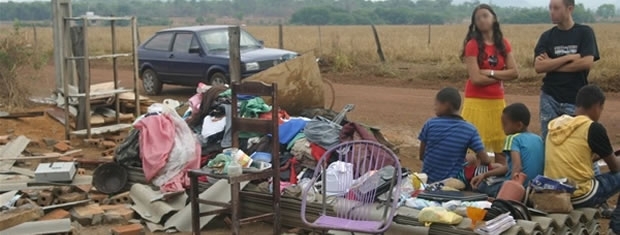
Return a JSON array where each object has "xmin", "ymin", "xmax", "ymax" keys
[
  {"xmin": 1, "ymin": 218, "xmax": 72, "ymax": 234},
  {"xmin": 0, "ymin": 149, "xmax": 83, "ymax": 161},
  {"xmin": 0, "ymin": 136, "xmax": 31, "ymax": 171},
  {"xmin": 0, "ymin": 204, "xmax": 44, "ymax": 231},
  {"xmin": 0, "ymin": 111, "xmax": 45, "ymax": 119},
  {"xmin": 42, "ymin": 199, "xmax": 91, "ymax": 211}
]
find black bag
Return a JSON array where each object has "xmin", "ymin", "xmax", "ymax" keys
[
  {"xmin": 484, "ymin": 199, "xmax": 531, "ymax": 221},
  {"xmin": 114, "ymin": 129, "xmax": 141, "ymax": 167}
]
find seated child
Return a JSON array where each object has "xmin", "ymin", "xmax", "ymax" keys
[
  {"xmin": 544, "ymin": 85, "xmax": 620, "ymax": 234},
  {"xmin": 472, "ymin": 103, "xmax": 545, "ymax": 197},
  {"xmin": 418, "ymin": 87, "xmax": 492, "ymax": 184}
]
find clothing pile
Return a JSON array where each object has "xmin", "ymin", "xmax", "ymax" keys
[{"xmin": 114, "ymin": 103, "xmax": 201, "ymax": 193}]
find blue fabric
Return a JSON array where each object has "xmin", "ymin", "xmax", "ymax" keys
[
  {"xmin": 573, "ymin": 172, "xmax": 620, "ymax": 233},
  {"xmin": 477, "ymin": 181, "xmax": 504, "ymax": 198},
  {"xmin": 540, "ymin": 91, "xmax": 575, "ymax": 141},
  {"xmin": 418, "ymin": 116, "xmax": 485, "ymax": 183},
  {"xmin": 278, "ymin": 119, "xmax": 307, "ymax": 145},
  {"xmin": 503, "ymin": 132, "xmax": 545, "ymax": 186}
]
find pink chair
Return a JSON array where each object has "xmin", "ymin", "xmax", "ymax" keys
[{"xmin": 300, "ymin": 140, "xmax": 402, "ymax": 235}]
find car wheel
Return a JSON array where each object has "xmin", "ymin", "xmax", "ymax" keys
[
  {"xmin": 209, "ymin": 72, "xmax": 229, "ymax": 86},
  {"xmin": 142, "ymin": 69, "xmax": 163, "ymax": 95}
]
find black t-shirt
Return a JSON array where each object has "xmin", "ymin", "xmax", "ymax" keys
[
  {"xmin": 534, "ymin": 24, "xmax": 600, "ymax": 104},
  {"xmin": 588, "ymin": 122, "xmax": 613, "ymax": 158}
]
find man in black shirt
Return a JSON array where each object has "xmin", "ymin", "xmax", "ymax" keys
[{"xmin": 533, "ymin": 0, "xmax": 600, "ymax": 139}]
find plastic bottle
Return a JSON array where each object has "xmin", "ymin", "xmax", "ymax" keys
[
  {"xmin": 227, "ymin": 154, "xmax": 242, "ymax": 177},
  {"xmin": 496, "ymin": 173, "xmax": 527, "ymax": 201}
]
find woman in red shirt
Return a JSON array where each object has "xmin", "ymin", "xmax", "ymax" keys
[{"xmin": 461, "ymin": 4, "xmax": 519, "ymax": 164}]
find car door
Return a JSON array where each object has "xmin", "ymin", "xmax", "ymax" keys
[
  {"xmin": 167, "ymin": 32, "xmax": 205, "ymax": 85},
  {"xmin": 140, "ymin": 32, "xmax": 174, "ymax": 82}
]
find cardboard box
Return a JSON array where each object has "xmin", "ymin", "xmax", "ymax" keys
[{"xmin": 34, "ymin": 162, "xmax": 77, "ymax": 182}]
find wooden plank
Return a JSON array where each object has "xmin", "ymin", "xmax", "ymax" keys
[
  {"xmin": 2, "ymin": 167, "xmax": 35, "ymax": 177},
  {"xmin": 90, "ymin": 114, "xmax": 105, "ymax": 125},
  {"xmin": 118, "ymin": 92, "xmax": 148, "ymax": 101},
  {"xmin": 71, "ymin": 123, "xmax": 131, "ymax": 136},
  {"xmin": 228, "ymin": 26, "xmax": 241, "ymax": 83},
  {"xmin": 0, "ymin": 136, "xmax": 31, "ymax": 171},
  {"xmin": 0, "ymin": 218, "xmax": 71, "ymax": 235},
  {"xmin": 0, "ymin": 205, "xmax": 44, "ymax": 231},
  {"xmin": 0, "ymin": 111, "xmax": 45, "ymax": 119}
]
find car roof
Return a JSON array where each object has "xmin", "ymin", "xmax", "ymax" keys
[{"xmin": 158, "ymin": 25, "xmax": 234, "ymax": 33}]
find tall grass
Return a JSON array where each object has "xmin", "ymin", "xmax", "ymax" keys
[{"xmin": 5, "ymin": 23, "xmax": 620, "ymax": 91}]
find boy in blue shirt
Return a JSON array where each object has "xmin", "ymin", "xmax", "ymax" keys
[
  {"xmin": 418, "ymin": 87, "xmax": 493, "ymax": 184},
  {"xmin": 472, "ymin": 103, "xmax": 545, "ymax": 197}
]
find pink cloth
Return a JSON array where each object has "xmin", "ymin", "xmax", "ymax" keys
[
  {"xmin": 160, "ymin": 141, "xmax": 201, "ymax": 192},
  {"xmin": 189, "ymin": 93, "xmax": 203, "ymax": 114},
  {"xmin": 135, "ymin": 115, "xmax": 175, "ymax": 181}
]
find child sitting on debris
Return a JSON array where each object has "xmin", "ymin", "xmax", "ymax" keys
[
  {"xmin": 471, "ymin": 103, "xmax": 544, "ymax": 197},
  {"xmin": 544, "ymin": 85, "xmax": 620, "ymax": 235},
  {"xmin": 418, "ymin": 87, "xmax": 494, "ymax": 184}
]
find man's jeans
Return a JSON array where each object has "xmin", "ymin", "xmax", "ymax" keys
[
  {"xmin": 540, "ymin": 92, "xmax": 601, "ymax": 175},
  {"xmin": 573, "ymin": 172, "xmax": 620, "ymax": 233}
]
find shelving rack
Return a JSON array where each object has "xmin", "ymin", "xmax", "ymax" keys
[{"xmin": 52, "ymin": 0, "xmax": 140, "ymax": 139}]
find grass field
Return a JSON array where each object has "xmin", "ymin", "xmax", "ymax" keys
[{"xmin": 2, "ymin": 23, "xmax": 620, "ymax": 90}]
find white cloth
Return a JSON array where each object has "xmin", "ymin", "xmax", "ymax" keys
[{"xmin": 201, "ymin": 116, "xmax": 227, "ymax": 138}]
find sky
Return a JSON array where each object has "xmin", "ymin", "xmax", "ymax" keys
[{"xmin": 1, "ymin": 0, "xmax": 619, "ymax": 10}]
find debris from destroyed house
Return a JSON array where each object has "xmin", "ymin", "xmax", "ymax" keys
[
  {"xmin": 88, "ymin": 193, "xmax": 108, "ymax": 204},
  {"xmin": 39, "ymin": 208, "xmax": 71, "ymax": 221},
  {"xmin": 93, "ymin": 162, "xmax": 128, "ymax": 194},
  {"xmin": 53, "ymin": 141, "xmax": 72, "ymax": 153},
  {"xmin": 0, "ymin": 202, "xmax": 44, "ymax": 231},
  {"xmin": 0, "ymin": 136, "xmax": 30, "ymax": 172},
  {"xmin": 0, "ymin": 218, "xmax": 72, "ymax": 235},
  {"xmin": 111, "ymin": 223, "xmax": 145, "ymax": 235},
  {"xmin": 58, "ymin": 192, "xmax": 87, "ymax": 204},
  {"xmin": 34, "ymin": 162, "xmax": 77, "ymax": 182},
  {"xmin": 36, "ymin": 190, "xmax": 55, "ymax": 207},
  {"xmin": 103, "ymin": 192, "xmax": 132, "ymax": 205},
  {"xmin": 70, "ymin": 203, "xmax": 104, "ymax": 226},
  {"xmin": 0, "ymin": 111, "xmax": 45, "ymax": 119}
]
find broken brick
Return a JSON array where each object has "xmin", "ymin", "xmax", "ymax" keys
[
  {"xmin": 101, "ymin": 148, "xmax": 114, "ymax": 156},
  {"xmin": 105, "ymin": 135, "xmax": 125, "ymax": 144},
  {"xmin": 111, "ymin": 223, "xmax": 144, "ymax": 235},
  {"xmin": 104, "ymin": 207, "xmax": 134, "ymax": 224},
  {"xmin": 40, "ymin": 208, "xmax": 71, "ymax": 221},
  {"xmin": 53, "ymin": 142, "xmax": 72, "ymax": 153},
  {"xmin": 58, "ymin": 156, "xmax": 74, "ymax": 162},
  {"xmin": 100, "ymin": 140, "xmax": 117, "ymax": 149},
  {"xmin": 89, "ymin": 193, "xmax": 108, "ymax": 204},
  {"xmin": 0, "ymin": 135, "xmax": 11, "ymax": 144},
  {"xmin": 37, "ymin": 190, "xmax": 55, "ymax": 207},
  {"xmin": 58, "ymin": 192, "xmax": 87, "ymax": 203},
  {"xmin": 104, "ymin": 192, "xmax": 131, "ymax": 205},
  {"xmin": 77, "ymin": 168, "xmax": 87, "ymax": 175},
  {"xmin": 0, "ymin": 204, "xmax": 44, "ymax": 231},
  {"xmin": 71, "ymin": 203, "xmax": 104, "ymax": 226},
  {"xmin": 83, "ymin": 138, "xmax": 103, "ymax": 146}
]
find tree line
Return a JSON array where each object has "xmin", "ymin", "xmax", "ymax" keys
[{"xmin": 0, "ymin": 0, "xmax": 616, "ymax": 26}]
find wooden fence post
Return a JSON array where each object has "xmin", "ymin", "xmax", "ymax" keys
[
  {"xmin": 371, "ymin": 24, "xmax": 385, "ymax": 63},
  {"xmin": 278, "ymin": 24, "xmax": 283, "ymax": 49},
  {"xmin": 228, "ymin": 26, "xmax": 241, "ymax": 84},
  {"xmin": 428, "ymin": 24, "xmax": 431, "ymax": 45},
  {"xmin": 32, "ymin": 24, "xmax": 38, "ymax": 50},
  {"xmin": 318, "ymin": 25, "xmax": 322, "ymax": 57}
]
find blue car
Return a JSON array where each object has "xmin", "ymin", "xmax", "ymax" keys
[{"xmin": 138, "ymin": 25, "xmax": 298, "ymax": 95}]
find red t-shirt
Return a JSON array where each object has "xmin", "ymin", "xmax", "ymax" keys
[{"xmin": 464, "ymin": 38, "xmax": 512, "ymax": 99}]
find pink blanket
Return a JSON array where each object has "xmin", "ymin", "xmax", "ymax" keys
[{"xmin": 135, "ymin": 115, "xmax": 175, "ymax": 181}]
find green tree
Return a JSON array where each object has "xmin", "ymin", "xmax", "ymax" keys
[
  {"xmin": 196, "ymin": 16, "xmax": 206, "ymax": 25},
  {"xmin": 596, "ymin": 4, "xmax": 616, "ymax": 19}
]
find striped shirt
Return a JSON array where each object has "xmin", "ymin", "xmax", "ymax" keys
[{"xmin": 418, "ymin": 116, "xmax": 485, "ymax": 183}]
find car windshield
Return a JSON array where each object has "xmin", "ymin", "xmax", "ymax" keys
[{"xmin": 198, "ymin": 29, "xmax": 261, "ymax": 51}]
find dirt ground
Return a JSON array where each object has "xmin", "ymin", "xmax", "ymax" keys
[{"xmin": 2, "ymin": 65, "xmax": 619, "ymax": 234}]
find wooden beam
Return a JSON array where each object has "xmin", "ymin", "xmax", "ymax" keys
[
  {"xmin": 0, "ymin": 136, "xmax": 31, "ymax": 171},
  {"xmin": 228, "ymin": 26, "xmax": 241, "ymax": 84}
]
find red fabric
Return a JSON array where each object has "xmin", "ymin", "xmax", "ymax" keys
[
  {"xmin": 340, "ymin": 122, "xmax": 378, "ymax": 142},
  {"xmin": 289, "ymin": 158, "xmax": 298, "ymax": 184},
  {"xmin": 310, "ymin": 143, "xmax": 326, "ymax": 162},
  {"xmin": 463, "ymin": 164, "xmax": 494, "ymax": 183},
  {"xmin": 134, "ymin": 115, "xmax": 176, "ymax": 182},
  {"xmin": 464, "ymin": 38, "xmax": 512, "ymax": 99}
]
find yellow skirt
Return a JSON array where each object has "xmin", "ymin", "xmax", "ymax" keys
[{"xmin": 461, "ymin": 98, "xmax": 506, "ymax": 153}]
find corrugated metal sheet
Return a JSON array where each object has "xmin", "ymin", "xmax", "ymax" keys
[{"xmin": 240, "ymin": 189, "xmax": 602, "ymax": 235}]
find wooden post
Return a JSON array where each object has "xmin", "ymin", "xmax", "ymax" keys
[
  {"xmin": 371, "ymin": 24, "xmax": 385, "ymax": 63},
  {"xmin": 32, "ymin": 24, "xmax": 37, "ymax": 51},
  {"xmin": 69, "ymin": 26, "xmax": 87, "ymax": 132},
  {"xmin": 111, "ymin": 17, "xmax": 120, "ymax": 124},
  {"xmin": 278, "ymin": 24, "xmax": 283, "ymax": 49},
  {"xmin": 131, "ymin": 17, "xmax": 140, "ymax": 118},
  {"xmin": 228, "ymin": 26, "xmax": 241, "ymax": 84},
  {"xmin": 82, "ymin": 17, "xmax": 91, "ymax": 139},
  {"xmin": 428, "ymin": 24, "xmax": 431, "ymax": 45},
  {"xmin": 318, "ymin": 25, "xmax": 322, "ymax": 57}
]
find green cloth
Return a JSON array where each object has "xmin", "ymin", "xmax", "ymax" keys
[
  {"xmin": 240, "ymin": 97, "xmax": 271, "ymax": 118},
  {"xmin": 207, "ymin": 153, "xmax": 232, "ymax": 174},
  {"xmin": 287, "ymin": 133, "xmax": 306, "ymax": 150},
  {"xmin": 219, "ymin": 89, "xmax": 232, "ymax": 97}
]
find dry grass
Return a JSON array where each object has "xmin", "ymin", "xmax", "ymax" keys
[{"xmin": 2, "ymin": 24, "xmax": 620, "ymax": 90}]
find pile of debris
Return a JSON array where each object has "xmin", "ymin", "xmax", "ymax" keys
[{"xmin": 0, "ymin": 133, "xmax": 146, "ymax": 234}]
